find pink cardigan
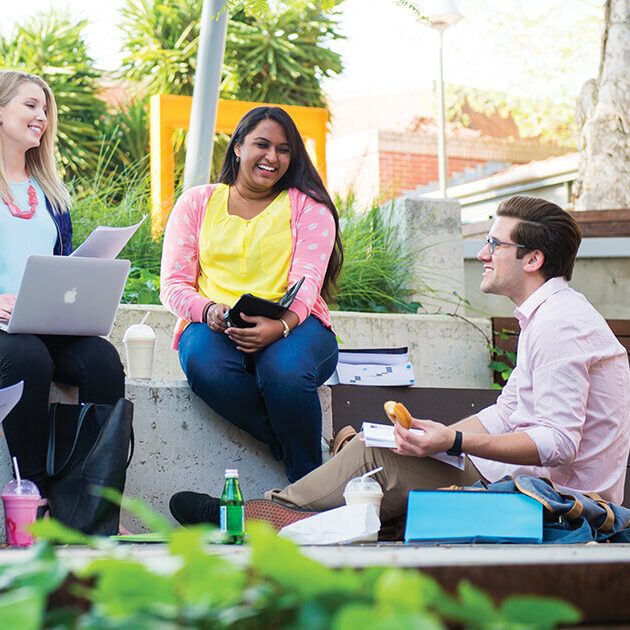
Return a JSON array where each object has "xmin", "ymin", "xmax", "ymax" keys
[{"xmin": 160, "ymin": 184, "xmax": 335, "ymax": 349}]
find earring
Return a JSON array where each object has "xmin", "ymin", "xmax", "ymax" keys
[{"xmin": 235, "ymin": 156, "xmax": 240, "ymax": 163}]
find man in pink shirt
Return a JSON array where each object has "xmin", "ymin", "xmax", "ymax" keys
[{"xmin": 170, "ymin": 195, "xmax": 630, "ymax": 527}]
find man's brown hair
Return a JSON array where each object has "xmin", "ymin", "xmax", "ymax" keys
[{"xmin": 496, "ymin": 196, "xmax": 582, "ymax": 281}]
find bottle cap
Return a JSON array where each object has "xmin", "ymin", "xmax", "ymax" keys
[{"xmin": 224, "ymin": 469, "xmax": 239, "ymax": 478}]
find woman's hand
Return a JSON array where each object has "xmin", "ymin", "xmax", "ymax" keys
[
  {"xmin": 205, "ymin": 302, "xmax": 230, "ymax": 332},
  {"xmin": 226, "ymin": 313, "xmax": 285, "ymax": 353},
  {"xmin": 392, "ymin": 417, "xmax": 456, "ymax": 458},
  {"xmin": 0, "ymin": 294, "xmax": 16, "ymax": 321}
]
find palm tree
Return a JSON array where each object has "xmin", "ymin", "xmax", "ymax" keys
[{"xmin": 118, "ymin": 0, "xmax": 343, "ymax": 107}]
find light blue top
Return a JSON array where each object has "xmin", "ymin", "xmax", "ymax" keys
[{"xmin": 0, "ymin": 178, "xmax": 57, "ymax": 294}]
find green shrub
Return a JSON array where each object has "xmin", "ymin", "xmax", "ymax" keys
[
  {"xmin": 0, "ymin": 501, "xmax": 581, "ymax": 629},
  {"xmin": 335, "ymin": 196, "xmax": 421, "ymax": 314},
  {"xmin": 70, "ymin": 155, "xmax": 162, "ymax": 305}
]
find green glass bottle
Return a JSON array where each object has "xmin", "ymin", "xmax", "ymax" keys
[{"xmin": 220, "ymin": 469, "xmax": 244, "ymax": 544}]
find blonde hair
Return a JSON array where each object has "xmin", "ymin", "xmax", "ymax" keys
[{"xmin": 0, "ymin": 70, "xmax": 70, "ymax": 213}]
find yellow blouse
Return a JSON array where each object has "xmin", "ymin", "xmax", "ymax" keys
[{"xmin": 197, "ymin": 184, "xmax": 292, "ymax": 306}]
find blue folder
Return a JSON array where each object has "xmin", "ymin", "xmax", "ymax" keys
[{"xmin": 404, "ymin": 490, "xmax": 543, "ymax": 544}]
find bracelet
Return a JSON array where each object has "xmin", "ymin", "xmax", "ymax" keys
[
  {"xmin": 446, "ymin": 430, "xmax": 463, "ymax": 457},
  {"xmin": 279, "ymin": 317, "xmax": 290, "ymax": 338},
  {"xmin": 202, "ymin": 302, "xmax": 215, "ymax": 322}
]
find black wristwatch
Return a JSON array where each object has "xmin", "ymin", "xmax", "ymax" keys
[{"xmin": 446, "ymin": 430, "xmax": 463, "ymax": 456}]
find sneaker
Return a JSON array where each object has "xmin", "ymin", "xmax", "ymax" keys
[
  {"xmin": 169, "ymin": 492, "xmax": 318, "ymax": 532},
  {"xmin": 245, "ymin": 499, "xmax": 319, "ymax": 531},
  {"xmin": 169, "ymin": 491, "xmax": 220, "ymax": 526}
]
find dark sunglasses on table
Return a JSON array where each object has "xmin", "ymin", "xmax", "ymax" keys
[{"xmin": 484, "ymin": 235, "xmax": 528, "ymax": 254}]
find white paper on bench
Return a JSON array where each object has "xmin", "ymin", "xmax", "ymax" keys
[
  {"xmin": 334, "ymin": 361, "xmax": 415, "ymax": 386},
  {"xmin": 361, "ymin": 422, "xmax": 465, "ymax": 470},
  {"xmin": 71, "ymin": 214, "xmax": 147, "ymax": 259},
  {"xmin": 0, "ymin": 381, "xmax": 23, "ymax": 423}
]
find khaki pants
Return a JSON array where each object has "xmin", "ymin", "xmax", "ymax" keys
[{"xmin": 265, "ymin": 433, "xmax": 483, "ymax": 521}]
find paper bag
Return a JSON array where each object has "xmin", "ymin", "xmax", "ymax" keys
[{"xmin": 279, "ymin": 504, "xmax": 381, "ymax": 545}]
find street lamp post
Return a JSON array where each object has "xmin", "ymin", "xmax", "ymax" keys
[
  {"xmin": 183, "ymin": 0, "xmax": 229, "ymax": 191},
  {"xmin": 422, "ymin": 0, "xmax": 462, "ymax": 198}
]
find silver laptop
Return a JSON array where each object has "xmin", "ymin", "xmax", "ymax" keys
[{"xmin": 1, "ymin": 255, "xmax": 130, "ymax": 336}]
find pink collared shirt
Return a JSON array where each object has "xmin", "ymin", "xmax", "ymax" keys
[{"xmin": 471, "ymin": 277, "xmax": 630, "ymax": 503}]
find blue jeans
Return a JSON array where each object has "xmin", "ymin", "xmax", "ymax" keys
[{"xmin": 178, "ymin": 316, "xmax": 338, "ymax": 482}]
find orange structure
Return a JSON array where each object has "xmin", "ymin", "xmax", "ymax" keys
[{"xmin": 150, "ymin": 94, "xmax": 329, "ymax": 237}]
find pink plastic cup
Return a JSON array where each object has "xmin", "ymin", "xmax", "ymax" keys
[{"xmin": 2, "ymin": 479, "xmax": 40, "ymax": 547}]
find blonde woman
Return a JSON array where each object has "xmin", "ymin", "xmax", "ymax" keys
[{"xmin": 0, "ymin": 70, "xmax": 124, "ymax": 507}]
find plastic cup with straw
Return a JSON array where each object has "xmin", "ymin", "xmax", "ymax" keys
[
  {"xmin": 123, "ymin": 310, "xmax": 156, "ymax": 379},
  {"xmin": 342, "ymin": 466, "xmax": 384, "ymax": 542},
  {"xmin": 343, "ymin": 465, "xmax": 384, "ymax": 508},
  {"xmin": 2, "ymin": 457, "xmax": 41, "ymax": 547}
]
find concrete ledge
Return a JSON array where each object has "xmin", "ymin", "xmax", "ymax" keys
[
  {"xmin": 2, "ymin": 543, "xmax": 629, "ymax": 624},
  {"xmin": 122, "ymin": 380, "xmax": 331, "ymax": 531},
  {"xmin": 112, "ymin": 305, "xmax": 494, "ymax": 388},
  {"xmin": 0, "ymin": 380, "xmax": 331, "ymax": 535}
]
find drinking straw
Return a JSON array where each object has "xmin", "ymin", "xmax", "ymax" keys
[
  {"xmin": 140, "ymin": 311, "xmax": 150, "ymax": 326},
  {"xmin": 361, "ymin": 466, "xmax": 383, "ymax": 482},
  {"xmin": 12, "ymin": 456, "xmax": 21, "ymax": 493}
]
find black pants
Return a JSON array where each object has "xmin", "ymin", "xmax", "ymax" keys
[{"xmin": 0, "ymin": 332, "xmax": 125, "ymax": 494}]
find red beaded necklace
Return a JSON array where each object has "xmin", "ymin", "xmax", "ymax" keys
[{"xmin": 2, "ymin": 172, "xmax": 38, "ymax": 220}]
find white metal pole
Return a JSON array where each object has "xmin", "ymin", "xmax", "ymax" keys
[
  {"xmin": 183, "ymin": 0, "xmax": 228, "ymax": 191},
  {"xmin": 436, "ymin": 27, "xmax": 447, "ymax": 198}
]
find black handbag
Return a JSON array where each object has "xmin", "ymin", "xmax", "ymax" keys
[{"xmin": 46, "ymin": 398, "xmax": 134, "ymax": 535}]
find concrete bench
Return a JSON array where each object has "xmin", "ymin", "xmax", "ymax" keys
[
  {"xmin": 123, "ymin": 380, "xmax": 332, "ymax": 530},
  {"xmin": 0, "ymin": 379, "xmax": 332, "ymax": 534}
]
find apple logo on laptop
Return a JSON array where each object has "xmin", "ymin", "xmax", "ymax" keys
[{"xmin": 64, "ymin": 288, "xmax": 78, "ymax": 304}]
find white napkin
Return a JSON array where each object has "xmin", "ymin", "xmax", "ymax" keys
[{"xmin": 279, "ymin": 503, "xmax": 381, "ymax": 545}]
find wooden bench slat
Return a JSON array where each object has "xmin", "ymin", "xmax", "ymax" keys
[
  {"xmin": 331, "ymin": 385, "xmax": 500, "ymax": 434},
  {"xmin": 331, "ymin": 384, "xmax": 630, "ymax": 508}
]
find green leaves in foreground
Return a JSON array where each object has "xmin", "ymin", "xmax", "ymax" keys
[{"xmin": 0, "ymin": 513, "xmax": 581, "ymax": 629}]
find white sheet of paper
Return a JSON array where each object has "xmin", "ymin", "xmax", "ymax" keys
[
  {"xmin": 71, "ymin": 215, "xmax": 147, "ymax": 259},
  {"xmin": 335, "ymin": 361, "xmax": 415, "ymax": 386},
  {"xmin": 0, "ymin": 381, "xmax": 23, "ymax": 424},
  {"xmin": 361, "ymin": 421, "xmax": 466, "ymax": 470}
]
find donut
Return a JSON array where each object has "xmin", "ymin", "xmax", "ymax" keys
[{"xmin": 383, "ymin": 400, "xmax": 413, "ymax": 429}]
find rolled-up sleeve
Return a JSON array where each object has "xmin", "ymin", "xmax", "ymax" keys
[
  {"xmin": 525, "ymin": 334, "xmax": 590, "ymax": 466},
  {"xmin": 476, "ymin": 365, "xmax": 519, "ymax": 434}
]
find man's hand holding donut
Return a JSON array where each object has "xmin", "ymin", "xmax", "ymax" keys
[{"xmin": 393, "ymin": 417, "xmax": 457, "ymax": 458}]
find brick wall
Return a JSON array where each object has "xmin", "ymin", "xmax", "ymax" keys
[{"xmin": 379, "ymin": 151, "xmax": 486, "ymax": 196}]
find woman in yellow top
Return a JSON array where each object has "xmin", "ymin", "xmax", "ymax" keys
[{"xmin": 161, "ymin": 107, "xmax": 343, "ymax": 495}]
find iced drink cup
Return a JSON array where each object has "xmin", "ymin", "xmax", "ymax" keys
[
  {"xmin": 123, "ymin": 323, "xmax": 156, "ymax": 379},
  {"xmin": 2, "ymin": 479, "xmax": 40, "ymax": 547},
  {"xmin": 343, "ymin": 476, "xmax": 383, "ymax": 542}
]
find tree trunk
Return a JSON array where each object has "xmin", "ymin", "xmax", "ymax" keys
[{"xmin": 574, "ymin": 0, "xmax": 630, "ymax": 210}]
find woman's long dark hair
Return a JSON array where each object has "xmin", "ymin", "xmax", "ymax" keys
[{"xmin": 219, "ymin": 106, "xmax": 343, "ymax": 302}]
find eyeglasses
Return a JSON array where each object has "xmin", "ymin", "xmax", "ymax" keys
[{"xmin": 484, "ymin": 235, "xmax": 527, "ymax": 255}]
